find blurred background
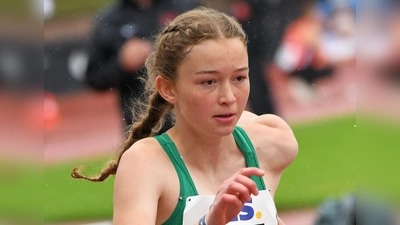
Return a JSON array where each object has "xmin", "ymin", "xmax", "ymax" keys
[{"xmin": 0, "ymin": 0, "xmax": 399, "ymax": 224}]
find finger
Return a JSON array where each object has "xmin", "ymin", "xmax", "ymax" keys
[
  {"xmin": 232, "ymin": 174, "xmax": 260, "ymax": 197},
  {"xmin": 237, "ymin": 167, "xmax": 265, "ymax": 178},
  {"xmin": 220, "ymin": 193, "xmax": 244, "ymax": 208},
  {"xmin": 236, "ymin": 168, "xmax": 265, "ymax": 195},
  {"xmin": 225, "ymin": 182, "xmax": 252, "ymax": 204}
]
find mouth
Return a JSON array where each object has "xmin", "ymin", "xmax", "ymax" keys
[
  {"xmin": 213, "ymin": 113, "xmax": 236, "ymax": 124},
  {"xmin": 214, "ymin": 113, "xmax": 235, "ymax": 118}
]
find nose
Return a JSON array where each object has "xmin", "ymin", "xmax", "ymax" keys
[{"xmin": 218, "ymin": 83, "xmax": 236, "ymax": 105}]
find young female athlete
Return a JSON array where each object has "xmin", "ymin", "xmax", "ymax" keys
[{"xmin": 72, "ymin": 6, "xmax": 298, "ymax": 225}]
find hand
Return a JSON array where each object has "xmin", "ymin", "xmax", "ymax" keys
[
  {"xmin": 119, "ymin": 38, "xmax": 152, "ymax": 71},
  {"xmin": 206, "ymin": 167, "xmax": 265, "ymax": 225}
]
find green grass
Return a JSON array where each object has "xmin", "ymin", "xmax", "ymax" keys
[
  {"xmin": 275, "ymin": 115, "xmax": 357, "ymax": 210},
  {"xmin": 41, "ymin": 114, "xmax": 400, "ymax": 223},
  {"xmin": 0, "ymin": 159, "xmax": 42, "ymax": 224},
  {"xmin": 45, "ymin": 157, "xmax": 115, "ymax": 222},
  {"xmin": 356, "ymin": 115, "xmax": 400, "ymax": 200}
]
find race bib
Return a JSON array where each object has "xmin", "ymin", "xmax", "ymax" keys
[{"xmin": 183, "ymin": 190, "xmax": 277, "ymax": 225}]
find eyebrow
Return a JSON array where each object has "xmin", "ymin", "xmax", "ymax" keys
[{"xmin": 195, "ymin": 67, "xmax": 249, "ymax": 75}]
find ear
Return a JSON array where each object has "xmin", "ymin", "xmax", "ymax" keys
[{"xmin": 155, "ymin": 76, "xmax": 177, "ymax": 104}]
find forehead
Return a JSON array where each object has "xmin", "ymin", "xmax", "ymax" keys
[{"xmin": 178, "ymin": 38, "xmax": 248, "ymax": 74}]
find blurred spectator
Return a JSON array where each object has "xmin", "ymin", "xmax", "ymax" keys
[
  {"xmin": 358, "ymin": 0, "xmax": 395, "ymax": 61},
  {"xmin": 271, "ymin": 0, "xmax": 356, "ymax": 104},
  {"xmin": 85, "ymin": 0, "xmax": 200, "ymax": 132},
  {"xmin": 378, "ymin": 6, "xmax": 400, "ymax": 85},
  {"xmin": 316, "ymin": 0, "xmax": 356, "ymax": 65},
  {"xmin": 314, "ymin": 193, "xmax": 355, "ymax": 225},
  {"xmin": 203, "ymin": 0, "xmax": 305, "ymax": 115},
  {"xmin": 314, "ymin": 193, "xmax": 397, "ymax": 225},
  {"xmin": 358, "ymin": 0, "xmax": 399, "ymax": 85}
]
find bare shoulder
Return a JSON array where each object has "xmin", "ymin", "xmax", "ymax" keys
[
  {"xmin": 116, "ymin": 137, "xmax": 173, "ymax": 193},
  {"xmin": 240, "ymin": 113, "xmax": 298, "ymax": 173},
  {"xmin": 118, "ymin": 137, "xmax": 166, "ymax": 175},
  {"xmin": 114, "ymin": 137, "xmax": 166, "ymax": 197},
  {"xmin": 113, "ymin": 137, "xmax": 175, "ymax": 224}
]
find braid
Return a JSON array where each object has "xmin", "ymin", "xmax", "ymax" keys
[
  {"xmin": 121, "ymin": 93, "xmax": 171, "ymax": 151},
  {"xmin": 71, "ymin": 161, "xmax": 118, "ymax": 182},
  {"xmin": 71, "ymin": 92, "xmax": 172, "ymax": 182},
  {"xmin": 72, "ymin": 7, "xmax": 246, "ymax": 182}
]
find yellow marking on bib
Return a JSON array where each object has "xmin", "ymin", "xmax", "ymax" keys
[{"xmin": 256, "ymin": 211, "xmax": 262, "ymax": 219}]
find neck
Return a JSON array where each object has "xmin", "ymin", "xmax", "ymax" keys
[
  {"xmin": 167, "ymin": 125, "xmax": 240, "ymax": 172},
  {"xmin": 167, "ymin": 125, "xmax": 247, "ymax": 194}
]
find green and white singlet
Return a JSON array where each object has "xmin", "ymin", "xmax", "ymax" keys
[{"xmin": 154, "ymin": 126, "xmax": 269, "ymax": 225}]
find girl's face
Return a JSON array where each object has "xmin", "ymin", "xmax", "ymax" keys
[{"xmin": 173, "ymin": 37, "xmax": 250, "ymax": 136}]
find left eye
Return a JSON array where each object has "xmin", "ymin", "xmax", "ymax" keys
[
  {"xmin": 201, "ymin": 80, "xmax": 215, "ymax": 85},
  {"xmin": 234, "ymin": 76, "xmax": 246, "ymax": 82}
]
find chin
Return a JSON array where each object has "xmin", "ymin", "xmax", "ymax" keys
[{"xmin": 213, "ymin": 125, "xmax": 237, "ymax": 136}]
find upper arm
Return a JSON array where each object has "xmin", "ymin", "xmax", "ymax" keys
[
  {"xmin": 247, "ymin": 114, "xmax": 298, "ymax": 173},
  {"xmin": 113, "ymin": 140, "xmax": 163, "ymax": 224}
]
